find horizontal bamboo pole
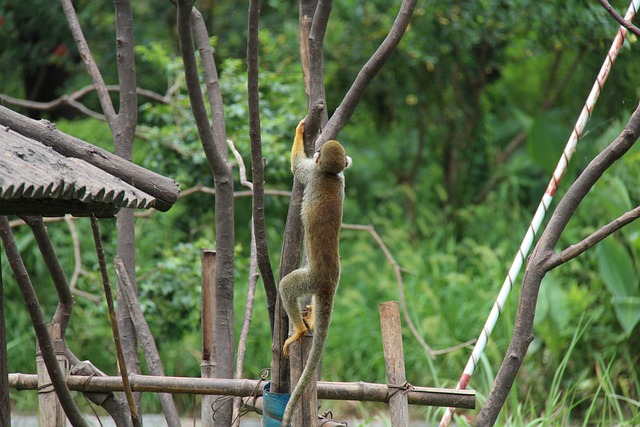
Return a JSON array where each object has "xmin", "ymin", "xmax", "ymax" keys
[{"xmin": 9, "ymin": 373, "xmax": 475, "ymax": 409}]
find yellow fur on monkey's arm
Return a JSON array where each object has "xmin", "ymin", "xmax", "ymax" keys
[{"xmin": 291, "ymin": 119, "xmax": 306, "ymax": 173}]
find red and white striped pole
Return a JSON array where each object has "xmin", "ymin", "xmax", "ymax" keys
[{"xmin": 440, "ymin": 1, "xmax": 640, "ymax": 425}]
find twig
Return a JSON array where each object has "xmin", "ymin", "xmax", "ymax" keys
[
  {"xmin": 60, "ymin": 0, "xmax": 116, "ymax": 122},
  {"xmin": 0, "ymin": 85, "xmax": 168, "ymax": 117},
  {"xmin": 598, "ymin": 0, "xmax": 640, "ymax": 36},
  {"xmin": 549, "ymin": 205, "xmax": 640, "ymax": 268},
  {"xmin": 342, "ymin": 224, "xmax": 473, "ymax": 358},
  {"xmin": 89, "ymin": 217, "xmax": 141, "ymax": 427},
  {"xmin": 0, "ymin": 216, "xmax": 90, "ymax": 427},
  {"xmin": 227, "ymin": 140, "xmax": 253, "ymax": 190}
]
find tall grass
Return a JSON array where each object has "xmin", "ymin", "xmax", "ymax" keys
[{"xmin": 417, "ymin": 316, "xmax": 640, "ymax": 426}]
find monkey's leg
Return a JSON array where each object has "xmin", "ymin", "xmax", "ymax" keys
[
  {"xmin": 303, "ymin": 297, "xmax": 316, "ymax": 331},
  {"xmin": 280, "ymin": 269, "xmax": 313, "ymax": 357}
]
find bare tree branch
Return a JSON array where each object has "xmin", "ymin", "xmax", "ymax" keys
[
  {"xmin": 60, "ymin": 0, "xmax": 117, "ymax": 122},
  {"xmin": 191, "ymin": 8, "xmax": 229, "ymax": 157},
  {"xmin": 247, "ymin": 0, "xmax": 277, "ymax": 333},
  {"xmin": 476, "ymin": 102, "xmax": 640, "ymax": 426},
  {"xmin": 342, "ymin": 224, "xmax": 475, "ymax": 358},
  {"xmin": 317, "ymin": 0, "xmax": 417, "ymax": 145},
  {"xmin": 548, "ymin": 205, "xmax": 640, "ymax": 269},
  {"xmin": 0, "ymin": 85, "xmax": 168, "ymax": 118},
  {"xmin": 342, "ymin": 224, "xmax": 435, "ymax": 359},
  {"xmin": 598, "ymin": 0, "xmax": 640, "ymax": 37},
  {"xmin": 176, "ymin": 2, "xmax": 236, "ymax": 424},
  {"xmin": 0, "ymin": 216, "xmax": 90, "ymax": 427}
]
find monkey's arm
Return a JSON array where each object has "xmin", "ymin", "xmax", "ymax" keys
[{"xmin": 291, "ymin": 119, "xmax": 306, "ymax": 173}]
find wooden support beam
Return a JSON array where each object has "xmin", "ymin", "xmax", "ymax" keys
[{"xmin": 8, "ymin": 373, "xmax": 476, "ymax": 409}]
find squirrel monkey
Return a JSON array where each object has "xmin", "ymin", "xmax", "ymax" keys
[{"xmin": 279, "ymin": 119, "xmax": 352, "ymax": 426}]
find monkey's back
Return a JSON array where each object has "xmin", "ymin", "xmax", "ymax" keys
[{"xmin": 301, "ymin": 171, "xmax": 344, "ymax": 282}]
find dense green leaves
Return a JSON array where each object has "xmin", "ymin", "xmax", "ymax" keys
[{"xmin": 599, "ymin": 238, "xmax": 640, "ymax": 336}]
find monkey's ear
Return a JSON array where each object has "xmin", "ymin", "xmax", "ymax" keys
[
  {"xmin": 313, "ymin": 151, "xmax": 321, "ymax": 164},
  {"xmin": 345, "ymin": 155, "xmax": 353, "ymax": 169}
]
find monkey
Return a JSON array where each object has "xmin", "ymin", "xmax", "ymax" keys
[{"xmin": 279, "ymin": 118, "xmax": 352, "ymax": 426}]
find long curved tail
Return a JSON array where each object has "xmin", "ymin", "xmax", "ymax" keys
[{"xmin": 281, "ymin": 306, "xmax": 331, "ymax": 426}]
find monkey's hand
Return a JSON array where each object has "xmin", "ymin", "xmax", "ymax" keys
[
  {"xmin": 283, "ymin": 324, "xmax": 308, "ymax": 357},
  {"xmin": 303, "ymin": 304, "xmax": 315, "ymax": 331},
  {"xmin": 291, "ymin": 119, "xmax": 306, "ymax": 173}
]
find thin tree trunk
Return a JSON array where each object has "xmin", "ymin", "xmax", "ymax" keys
[
  {"xmin": 0, "ymin": 253, "xmax": 10, "ymax": 427},
  {"xmin": 176, "ymin": 2, "xmax": 236, "ymax": 424}
]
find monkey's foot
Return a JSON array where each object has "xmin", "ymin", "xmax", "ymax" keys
[
  {"xmin": 283, "ymin": 326, "xmax": 308, "ymax": 357},
  {"xmin": 303, "ymin": 304, "xmax": 315, "ymax": 331}
]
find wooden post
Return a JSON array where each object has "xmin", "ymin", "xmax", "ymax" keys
[
  {"xmin": 288, "ymin": 331, "xmax": 317, "ymax": 426},
  {"xmin": 36, "ymin": 324, "xmax": 68, "ymax": 427},
  {"xmin": 379, "ymin": 301, "xmax": 409, "ymax": 427},
  {"xmin": 201, "ymin": 249, "xmax": 216, "ymax": 427},
  {"xmin": 0, "ymin": 256, "xmax": 10, "ymax": 427}
]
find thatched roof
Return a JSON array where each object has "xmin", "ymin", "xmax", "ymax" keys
[{"xmin": 0, "ymin": 122, "xmax": 168, "ymax": 217}]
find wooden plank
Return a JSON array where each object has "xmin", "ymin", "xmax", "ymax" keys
[
  {"xmin": 36, "ymin": 324, "xmax": 68, "ymax": 427},
  {"xmin": 379, "ymin": 301, "xmax": 409, "ymax": 427}
]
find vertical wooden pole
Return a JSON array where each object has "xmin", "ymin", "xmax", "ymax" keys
[
  {"xmin": 0, "ymin": 255, "xmax": 10, "ymax": 427},
  {"xmin": 36, "ymin": 324, "xmax": 68, "ymax": 427},
  {"xmin": 201, "ymin": 249, "xmax": 217, "ymax": 427},
  {"xmin": 288, "ymin": 331, "xmax": 317, "ymax": 426},
  {"xmin": 379, "ymin": 301, "xmax": 409, "ymax": 427}
]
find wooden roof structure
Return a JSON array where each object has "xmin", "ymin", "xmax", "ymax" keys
[{"xmin": 0, "ymin": 106, "xmax": 180, "ymax": 217}]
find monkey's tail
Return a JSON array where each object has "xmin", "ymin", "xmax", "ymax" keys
[{"xmin": 280, "ymin": 304, "xmax": 332, "ymax": 426}]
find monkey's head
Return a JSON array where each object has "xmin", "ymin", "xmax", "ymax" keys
[{"xmin": 314, "ymin": 140, "xmax": 352, "ymax": 174}]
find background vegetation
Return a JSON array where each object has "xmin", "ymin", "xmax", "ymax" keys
[{"xmin": 1, "ymin": 0, "xmax": 639, "ymax": 424}]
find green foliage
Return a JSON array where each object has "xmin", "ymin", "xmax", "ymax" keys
[{"xmin": 599, "ymin": 238, "xmax": 640, "ymax": 336}]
